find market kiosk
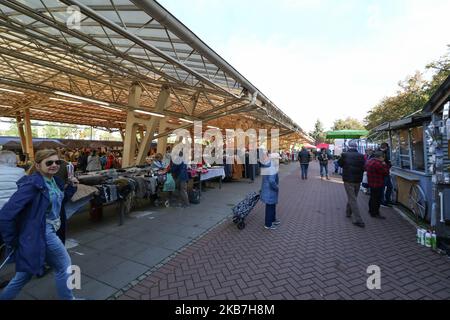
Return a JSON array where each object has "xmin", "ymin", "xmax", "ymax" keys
[
  {"xmin": 373, "ymin": 113, "xmax": 433, "ymax": 221},
  {"xmin": 422, "ymin": 76, "xmax": 450, "ymax": 253}
]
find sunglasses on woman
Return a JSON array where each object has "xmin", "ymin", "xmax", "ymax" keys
[{"xmin": 44, "ymin": 160, "xmax": 62, "ymax": 166}]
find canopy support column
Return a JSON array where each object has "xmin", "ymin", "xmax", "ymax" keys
[
  {"xmin": 135, "ymin": 86, "xmax": 171, "ymax": 165},
  {"xmin": 156, "ymin": 117, "xmax": 168, "ymax": 155},
  {"xmin": 23, "ymin": 108, "xmax": 34, "ymax": 161},
  {"xmin": 16, "ymin": 114, "xmax": 27, "ymax": 155},
  {"xmin": 122, "ymin": 84, "xmax": 142, "ymax": 167}
]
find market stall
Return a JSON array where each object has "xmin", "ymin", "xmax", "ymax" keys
[{"xmin": 372, "ymin": 112, "xmax": 433, "ymax": 221}]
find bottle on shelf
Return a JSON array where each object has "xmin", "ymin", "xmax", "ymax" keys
[
  {"xmin": 425, "ymin": 230, "xmax": 432, "ymax": 248},
  {"xmin": 431, "ymin": 231, "xmax": 437, "ymax": 250}
]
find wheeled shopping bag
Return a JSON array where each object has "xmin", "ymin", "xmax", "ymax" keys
[{"xmin": 232, "ymin": 192, "xmax": 260, "ymax": 230}]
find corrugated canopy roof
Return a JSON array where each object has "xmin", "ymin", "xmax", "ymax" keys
[{"xmin": 0, "ymin": 0, "xmax": 313, "ymax": 144}]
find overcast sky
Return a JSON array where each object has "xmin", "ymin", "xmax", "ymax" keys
[{"xmin": 159, "ymin": 0, "xmax": 450, "ymax": 132}]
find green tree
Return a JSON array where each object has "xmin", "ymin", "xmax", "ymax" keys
[
  {"xmin": 2, "ymin": 123, "xmax": 19, "ymax": 136},
  {"xmin": 1, "ymin": 123, "xmax": 38, "ymax": 137},
  {"xmin": 365, "ymin": 48, "xmax": 450, "ymax": 130},
  {"xmin": 42, "ymin": 125, "xmax": 60, "ymax": 138},
  {"xmin": 309, "ymin": 119, "xmax": 326, "ymax": 143},
  {"xmin": 332, "ymin": 117, "xmax": 366, "ymax": 131}
]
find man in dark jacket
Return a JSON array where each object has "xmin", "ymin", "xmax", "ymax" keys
[
  {"xmin": 338, "ymin": 140, "xmax": 366, "ymax": 227},
  {"xmin": 298, "ymin": 147, "xmax": 311, "ymax": 180}
]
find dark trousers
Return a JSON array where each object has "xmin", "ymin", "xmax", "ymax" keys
[
  {"xmin": 265, "ymin": 204, "xmax": 277, "ymax": 227},
  {"xmin": 300, "ymin": 164, "xmax": 309, "ymax": 179},
  {"xmin": 344, "ymin": 182, "xmax": 363, "ymax": 224},
  {"xmin": 369, "ymin": 187, "xmax": 383, "ymax": 216},
  {"xmin": 382, "ymin": 175, "xmax": 392, "ymax": 204},
  {"xmin": 248, "ymin": 164, "xmax": 256, "ymax": 181}
]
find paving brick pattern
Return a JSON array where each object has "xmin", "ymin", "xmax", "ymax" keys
[{"xmin": 120, "ymin": 163, "xmax": 450, "ymax": 300}]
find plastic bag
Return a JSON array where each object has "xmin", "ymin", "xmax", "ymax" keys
[
  {"xmin": 163, "ymin": 173, "xmax": 176, "ymax": 192},
  {"xmin": 362, "ymin": 172, "xmax": 368, "ymax": 185}
]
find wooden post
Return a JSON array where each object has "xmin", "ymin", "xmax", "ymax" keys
[
  {"xmin": 16, "ymin": 114, "xmax": 27, "ymax": 155},
  {"xmin": 23, "ymin": 108, "xmax": 34, "ymax": 161}
]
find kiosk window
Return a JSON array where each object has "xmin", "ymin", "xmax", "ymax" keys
[
  {"xmin": 399, "ymin": 129, "xmax": 411, "ymax": 169},
  {"xmin": 411, "ymin": 126, "xmax": 425, "ymax": 171},
  {"xmin": 391, "ymin": 131, "xmax": 400, "ymax": 167}
]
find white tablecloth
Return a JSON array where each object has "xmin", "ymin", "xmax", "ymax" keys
[{"xmin": 200, "ymin": 168, "xmax": 225, "ymax": 181}]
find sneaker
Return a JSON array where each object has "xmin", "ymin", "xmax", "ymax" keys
[
  {"xmin": 264, "ymin": 225, "xmax": 277, "ymax": 230},
  {"xmin": 0, "ymin": 279, "xmax": 9, "ymax": 289},
  {"xmin": 272, "ymin": 220, "xmax": 281, "ymax": 226},
  {"xmin": 374, "ymin": 214, "xmax": 386, "ymax": 220},
  {"xmin": 353, "ymin": 222, "xmax": 365, "ymax": 228},
  {"xmin": 381, "ymin": 203, "xmax": 392, "ymax": 208}
]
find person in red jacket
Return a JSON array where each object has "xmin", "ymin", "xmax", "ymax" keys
[
  {"xmin": 365, "ymin": 151, "xmax": 390, "ymax": 219},
  {"xmin": 104, "ymin": 152, "xmax": 117, "ymax": 170}
]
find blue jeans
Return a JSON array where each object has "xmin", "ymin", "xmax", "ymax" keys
[
  {"xmin": 320, "ymin": 163, "xmax": 328, "ymax": 177},
  {"xmin": 300, "ymin": 164, "xmax": 309, "ymax": 179},
  {"xmin": 383, "ymin": 175, "xmax": 393, "ymax": 204},
  {"xmin": 265, "ymin": 204, "xmax": 277, "ymax": 227},
  {"xmin": 0, "ymin": 224, "xmax": 74, "ymax": 300},
  {"xmin": 334, "ymin": 161, "xmax": 339, "ymax": 173}
]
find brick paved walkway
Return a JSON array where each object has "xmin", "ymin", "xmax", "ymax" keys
[{"xmin": 119, "ymin": 162, "xmax": 450, "ymax": 300}]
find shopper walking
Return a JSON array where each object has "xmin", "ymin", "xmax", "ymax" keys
[
  {"xmin": 260, "ymin": 152, "xmax": 280, "ymax": 230},
  {"xmin": 0, "ymin": 149, "xmax": 78, "ymax": 300},
  {"xmin": 298, "ymin": 147, "xmax": 311, "ymax": 180},
  {"xmin": 365, "ymin": 151, "xmax": 389, "ymax": 219},
  {"xmin": 338, "ymin": 140, "xmax": 366, "ymax": 228},
  {"xmin": 318, "ymin": 148, "xmax": 330, "ymax": 180},
  {"xmin": 171, "ymin": 151, "xmax": 190, "ymax": 208}
]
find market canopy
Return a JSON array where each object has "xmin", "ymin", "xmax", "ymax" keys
[
  {"xmin": 0, "ymin": 136, "xmax": 65, "ymax": 149},
  {"xmin": 0, "ymin": 0, "xmax": 314, "ymax": 166},
  {"xmin": 316, "ymin": 143, "xmax": 329, "ymax": 149},
  {"xmin": 0, "ymin": 0, "xmax": 312, "ymax": 143},
  {"xmin": 301, "ymin": 143, "xmax": 316, "ymax": 149},
  {"xmin": 326, "ymin": 130, "xmax": 369, "ymax": 139}
]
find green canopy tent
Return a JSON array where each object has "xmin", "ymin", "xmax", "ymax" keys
[
  {"xmin": 326, "ymin": 130, "xmax": 369, "ymax": 139},
  {"xmin": 326, "ymin": 130, "xmax": 370, "ymax": 153}
]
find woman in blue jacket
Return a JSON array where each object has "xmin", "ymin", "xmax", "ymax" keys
[
  {"xmin": 260, "ymin": 152, "xmax": 280, "ymax": 230},
  {"xmin": 0, "ymin": 149, "xmax": 78, "ymax": 300}
]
